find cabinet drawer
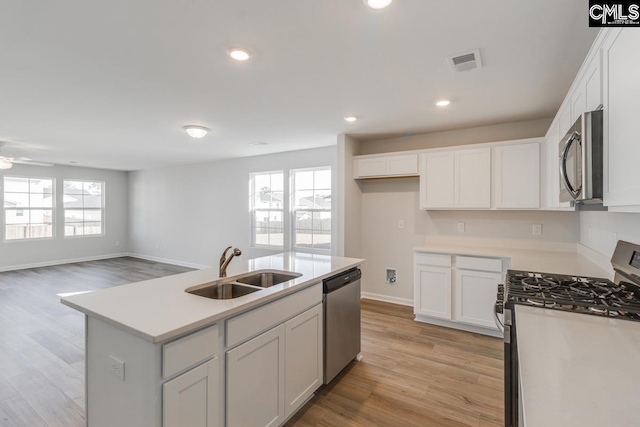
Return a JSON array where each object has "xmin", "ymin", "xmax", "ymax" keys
[
  {"xmin": 415, "ymin": 253, "xmax": 452, "ymax": 267},
  {"xmin": 227, "ymin": 283, "xmax": 322, "ymax": 349},
  {"xmin": 163, "ymin": 323, "xmax": 219, "ymax": 379},
  {"xmin": 456, "ymin": 256, "xmax": 502, "ymax": 273}
]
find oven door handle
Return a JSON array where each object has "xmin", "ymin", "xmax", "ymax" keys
[{"xmin": 493, "ymin": 302, "xmax": 504, "ymax": 333}]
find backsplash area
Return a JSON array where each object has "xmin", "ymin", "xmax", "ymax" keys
[{"xmin": 580, "ymin": 211, "xmax": 640, "ymax": 257}]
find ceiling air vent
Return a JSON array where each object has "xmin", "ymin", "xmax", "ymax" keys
[{"xmin": 447, "ymin": 49, "xmax": 482, "ymax": 73}]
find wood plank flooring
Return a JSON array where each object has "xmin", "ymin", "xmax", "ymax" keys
[
  {"xmin": 285, "ymin": 300, "xmax": 504, "ymax": 427},
  {"xmin": 0, "ymin": 258, "xmax": 504, "ymax": 427},
  {"xmin": 0, "ymin": 257, "xmax": 193, "ymax": 427}
]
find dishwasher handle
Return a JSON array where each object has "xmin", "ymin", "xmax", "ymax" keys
[{"xmin": 323, "ymin": 267, "xmax": 361, "ymax": 293}]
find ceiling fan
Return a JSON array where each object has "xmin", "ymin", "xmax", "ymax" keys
[{"xmin": 0, "ymin": 142, "xmax": 54, "ymax": 169}]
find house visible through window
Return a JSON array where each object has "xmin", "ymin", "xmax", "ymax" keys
[
  {"xmin": 3, "ymin": 176, "xmax": 54, "ymax": 240},
  {"xmin": 291, "ymin": 167, "xmax": 331, "ymax": 252},
  {"xmin": 250, "ymin": 171, "xmax": 284, "ymax": 247},
  {"xmin": 63, "ymin": 180, "xmax": 104, "ymax": 236}
]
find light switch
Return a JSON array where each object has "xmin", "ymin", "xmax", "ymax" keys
[
  {"xmin": 109, "ymin": 355, "xmax": 125, "ymax": 381},
  {"xmin": 457, "ymin": 222, "xmax": 465, "ymax": 233},
  {"xmin": 532, "ymin": 224, "xmax": 543, "ymax": 236}
]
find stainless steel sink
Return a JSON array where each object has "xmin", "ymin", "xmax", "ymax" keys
[
  {"xmin": 236, "ymin": 271, "xmax": 301, "ymax": 288},
  {"xmin": 187, "ymin": 282, "xmax": 261, "ymax": 300}
]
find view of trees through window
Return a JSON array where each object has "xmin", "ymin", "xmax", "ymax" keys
[
  {"xmin": 251, "ymin": 171, "xmax": 284, "ymax": 247},
  {"xmin": 3, "ymin": 177, "xmax": 54, "ymax": 240}
]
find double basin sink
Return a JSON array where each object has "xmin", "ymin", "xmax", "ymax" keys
[{"xmin": 186, "ymin": 270, "xmax": 302, "ymax": 300}]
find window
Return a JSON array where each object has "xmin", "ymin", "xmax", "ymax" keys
[
  {"xmin": 3, "ymin": 176, "xmax": 54, "ymax": 240},
  {"xmin": 63, "ymin": 180, "xmax": 104, "ymax": 236},
  {"xmin": 250, "ymin": 171, "xmax": 284, "ymax": 247},
  {"xmin": 291, "ymin": 167, "xmax": 331, "ymax": 252}
]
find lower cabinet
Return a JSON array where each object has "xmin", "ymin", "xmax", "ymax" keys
[
  {"xmin": 226, "ymin": 304, "xmax": 323, "ymax": 427},
  {"xmin": 163, "ymin": 358, "xmax": 220, "ymax": 427},
  {"xmin": 454, "ymin": 269, "xmax": 502, "ymax": 330},
  {"xmin": 414, "ymin": 251, "xmax": 503, "ymax": 337}
]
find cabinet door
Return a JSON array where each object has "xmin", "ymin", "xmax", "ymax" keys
[
  {"xmin": 493, "ymin": 142, "xmax": 540, "ymax": 209},
  {"xmin": 414, "ymin": 264, "xmax": 452, "ymax": 320},
  {"xmin": 603, "ymin": 29, "xmax": 640, "ymax": 208},
  {"xmin": 163, "ymin": 358, "xmax": 220, "ymax": 427},
  {"xmin": 387, "ymin": 154, "xmax": 418, "ymax": 176},
  {"xmin": 284, "ymin": 304, "xmax": 323, "ymax": 419},
  {"xmin": 584, "ymin": 50, "xmax": 602, "ymax": 112},
  {"xmin": 454, "ymin": 269, "xmax": 501, "ymax": 330},
  {"xmin": 355, "ymin": 157, "xmax": 387, "ymax": 178},
  {"xmin": 455, "ymin": 148, "xmax": 491, "ymax": 208},
  {"xmin": 420, "ymin": 152, "xmax": 455, "ymax": 209},
  {"xmin": 227, "ymin": 325, "xmax": 285, "ymax": 427}
]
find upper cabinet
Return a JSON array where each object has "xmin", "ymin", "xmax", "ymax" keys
[
  {"xmin": 353, "ymin": 153, "xmax": 418, "ymax": 179},
  {"xmin": 602, "ymin": 29, "xmax": 640, "ymax": 211},
  {"xmin": 419, "ymin": 147, "xmax": 491, "ymax": 210},
  {"xmin": 492, "ymin": 142, "xmax": 540, "ymax": 209}
]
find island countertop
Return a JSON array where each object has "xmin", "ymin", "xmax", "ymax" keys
[{"xmin": 61, "ymin": 252, "xmax": 364, "ymax": 343}]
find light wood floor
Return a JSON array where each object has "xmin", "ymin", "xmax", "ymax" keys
[{"xmin": 0, "ymin": 258, "xmax": 503, "ymax": 427}]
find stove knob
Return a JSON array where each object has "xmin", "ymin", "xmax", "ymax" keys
[
  {"xmin": 497, "ymin": 284, "xmax": 504, "ymax": 293},
  {"xmin": 495, "ymin": 304, "xmax": 504, "ymax": 314},
  {"xmin": 497, "ymin": 293, "xmax": 504, "ymax": 301}
]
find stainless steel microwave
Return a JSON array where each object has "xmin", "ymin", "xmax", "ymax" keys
[{"xmin": 559, "ymin": 109, "xmax": 604, "ymax": 204}]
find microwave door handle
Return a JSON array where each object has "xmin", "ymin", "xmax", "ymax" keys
[{"xmin": 560, "ymin": 132, "xmax": 581, "ymax": 199}]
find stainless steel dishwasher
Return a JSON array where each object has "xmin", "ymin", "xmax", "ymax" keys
[{"xmin": 323, "ymin": 267, "xmax": 362, "ymax": 384}]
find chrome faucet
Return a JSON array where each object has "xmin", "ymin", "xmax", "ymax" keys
[{"xmin": 219, "ymin": 246, "xmax": 242, "ymax": 277}]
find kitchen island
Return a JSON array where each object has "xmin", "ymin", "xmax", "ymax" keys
[{"xmin": 61, "ymin": 252, "xmax": 364, "ymax": 427}]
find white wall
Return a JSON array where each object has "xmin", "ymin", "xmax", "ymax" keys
[
  {"xmin": 359, "ymin": 178, "xmax": 579, "ymax": 304},
  {"xmin": 128, "ymin": 147, "xmax": 337, "ymax": 268},
  {"xmin": 337, "ymin": 134, "xmax": 362, "ymax": 258},
  {"xmin": 0, "ymin": 164, "xmax": 128, "ymax": 270},
  {"xmin": 580, "ymin": 211, "xmax": 640, "ymax": 257}
]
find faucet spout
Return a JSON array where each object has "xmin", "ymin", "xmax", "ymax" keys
[{"xmin": 219, "ymin": 246, "xmax": 242, "ymax": 277}]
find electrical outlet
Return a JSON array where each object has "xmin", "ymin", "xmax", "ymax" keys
[
  {"xmin": 532, "ymin": 224, "xmax": 543, "ymax": 236},
  {"xmin": 457, "ymin": 222, "xmax": 465, "ymax": 233},
  {"xmin": 108, "ymin": 356, "xmax": 125, "ymax": 381},
  {"xmin": 398, "ymin": 220, "xmax": 404, "ymax": 230}
]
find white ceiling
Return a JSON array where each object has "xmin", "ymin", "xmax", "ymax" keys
[{"xmin": 0, "ymin": 0, "xmax": 598, "ymax": 171}]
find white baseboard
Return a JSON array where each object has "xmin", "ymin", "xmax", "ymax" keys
[
  {"xmin": 360, "ymin": 291, "xmax": 413, "ymax": 307},
  {"xmin": 0, "ymin": 253, "xmax": 129, "ymax": 272},
  {"xmin": 126, "ymin": 253, "xmax": 209, "ymax": 270}
]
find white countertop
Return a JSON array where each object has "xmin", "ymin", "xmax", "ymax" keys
[
  {"xmin": 516, "ymin": 305, "xmax": 640, "ymax": 427},
  {"xmin": 61, "ymin": 252, "xmax": 363, "ymax": 343},
  {"xmin": 413, "ymin": 243, "xmax": 610, "ymax": 278}
]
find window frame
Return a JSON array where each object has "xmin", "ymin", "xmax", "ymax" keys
[
  {"xmin": 249, "ymin": 170, "xmax": 286, "ymax": 249},
  {"xmin": 62, "ymin": 179, "xmax": 106, "ymax": 238},
  {"xmin": 3, "ymin": 175, "xmax": 56, "ymax": 242},
  {"xmin": 290, "ymin": 166, "xmax": 332, "ymax": 255}
]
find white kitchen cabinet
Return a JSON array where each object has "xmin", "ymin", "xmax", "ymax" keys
[
  {"xmin": 353, "ymin": 153, "xmax": 418, "ymax": 179},
  {"xmin": 602, "ymin": 29, "xmax": 640, "ymax": 211},
  {"xmin": 163, "ymin": 358, "xmax": 220, "ymax": 427},
  {"xmin": 284, "ymin": 304, "xmax": 323, "ymax": 419},
  {"xmin": 227, "ymin": 324, "xmax": 286, "ymax": 427},
  {"xmin": 415, "ymin": 264, "xmax": 452, "ymax": 320},
  {"xmin": 454, "ymin": 269, "xmax": 502, "ymax": 330},
  {"xmin": 571, "ymin": 50, "xmax": 602, "ymax": 123},
  {"xmin": 420, "ymin": 151, "xmax": 455, "ymax": 209},
  {"xmin": 420, "ymin": 147, "xmax": 491, "ymax": 209},
  {"xmin": 226, "ymin": 302, "xmax": 323, "ymax": 427},
  {"xmin": 455, "ymin": 148, "xmax": 492, "ymax": 208},
  {"xmin": 492, "ymin": 142, "xmax": 540, "ymax": 209},
  {"xmin": 414, "ymin": 251, "xmax": 503, "ymax": 337}
]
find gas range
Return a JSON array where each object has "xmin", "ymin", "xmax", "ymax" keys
[{"xmin": 502, "ymin": 270, "xmax": 640, "ymax": 321}]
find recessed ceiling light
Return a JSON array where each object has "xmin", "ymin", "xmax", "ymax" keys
[
  {"xmin": 435, "ymin": 100, "xmax": 451, "ymax": 107},
  {"xmin": 344, "ymin": 116, "xmax": 358, "ymax": 122},
  {"xmin": 183, "ymin": 125, "xmax": 210, "ymax": 139},
  {"xmin": 250, "ymin": 141, "xmax": 269, "ymax": 146},
  {"xmin": 364, "ymin": 0, "xmax": 393, "ymax": 9},
  {"xmin": 227, "ymin": 48, "xmax": 252, "ymax": 61}
]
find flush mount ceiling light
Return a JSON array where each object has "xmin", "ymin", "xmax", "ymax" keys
[
  {"xmin": 227, "ymin": 47, "xmax": 252, "ymax": 61},
  {"xmin": 183, "ymin": 125, "xmax": 210, "ymax": 139},
  {"xmin": 344, "ymin": 116, "xmax": 358, "ymax": 122},
  {"xmin": 435, "ymin": 100, "xmax": 451, "ymax": 107},
  {"xmin": 364, "ymin": 0, "xmax": 393, "ymax": 9}
]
